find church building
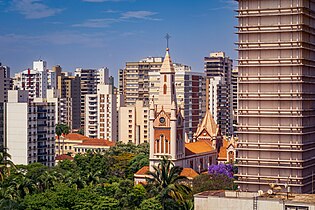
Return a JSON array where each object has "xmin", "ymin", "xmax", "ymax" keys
[{"xmin": 135, "ymin": 47, "xmax": 236, "ymax": 183}]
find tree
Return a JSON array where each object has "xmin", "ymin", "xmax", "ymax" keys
[
  {"xmin": 146, "ymin": 156, "xmax": 192, "ymax": 209},
  {"xmin": 192, "ymin": 174, "xmax": 235, "ymax": 194},
  {"xmin": 208, "ymin": 163, "xmax": 234, "ymax": 178},
  {"xmin": 55, "ymin": 124, "xmax": 70, "ymax": 156},
  {"xmin": 10, "ymin": 175, "xmax": 37, "ymax": 198},
  {"xmin": 137, "ymin": 197, "xmax": 163, "ymax": 210},
  {"xmin": 0, "ymin": 148, "xmax": 16, "ymax": 182}
]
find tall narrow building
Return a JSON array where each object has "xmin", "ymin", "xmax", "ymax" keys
[
  {"xmin": 84, "ymin": 84, "xmax": 117, "ymax": 141},
  {"xmin": 75, "ymin": 68, "xmax": 109, "ymax": 129},
  {"xmin": 236, "ymin": 0, "xmax": 315, "ymax": 193},
  {"xmin": 57, "ymin": 74, "xmax": 81, "ymax": 129},
  {"xmin": 204, "ymin": 52, "xmax": 234, "ymax": 136},
  {"xmin": 6, "ymin": 90, "xmax": 55, "ymax": 167}
]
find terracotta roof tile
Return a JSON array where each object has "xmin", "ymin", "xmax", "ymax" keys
[
  {"xmin": 180, "ymin": 168, "xmax": 199, "ymax": 178},
  {"xmin": 77, "ymin": 139, "xmax": 115, "ymax": 147},
  {"xmin": 55, "ymin": 154, "xmax": 74, "ymax": 161},
  {"xmin": 63, "ymin": 133, "xmax": 89, "ymax": 140},
  {"xmin": 218, "ymin": 138, "xmax": 228, "ymax": 160},
  {"xmin": 185, "ymin": 140, "xmax": 215, "ymax": 156},
  {"xmin": 135, "ymin": 166, "xmax": 149, "ymax": 175}
]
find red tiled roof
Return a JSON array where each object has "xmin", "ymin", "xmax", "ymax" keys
[
  {"xmin": 61, "ymin": 133, "xmax": 89, "ymax": 140},
  {"xmin": 135, "ymin": 166, "xmax": 149, "ymax": 176},
  {"xmin": 135, "ymin": 166, "xmax": 198, "ymax": 179},
  {"xmin": 180, "ymin": 168, "xmax": 199, "ymax": 178},
  {"xmin": 185, "ymin": 140, "xmax": 215, "ymax": 156},
  {"xmin": 218, "ymin": 138, "xmax": 228, "ymax": 160},
  {"xmin": 77, "ymin": 138, "xmax": 115, "ymax": 147},
  {"xmin": 55, "ymin": 154, "xmax": 74, "ymax": 161}
]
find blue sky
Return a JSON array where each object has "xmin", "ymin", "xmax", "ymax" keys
[{"xmin": 0, "ymin": 0, "xmax": 237, "ymax": 81}]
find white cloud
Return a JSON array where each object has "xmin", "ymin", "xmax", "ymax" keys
[
  {"xmin": 11, "ymin": 0, "xmax": 64, "ymax": 19},
  {"xmin": 72, "ymin": 18, "xmax": 120, "ymax": 28},
  {"xmin": 121, "ymin": 10, "xmax": 159, "ymax": 20},
  {"xmin": 73, "ymin": 10, "xmax": 160, "ymax": 28},
  {"xmin": 0, "ymin": 32, "xmax": 108, "ymax": 47}
]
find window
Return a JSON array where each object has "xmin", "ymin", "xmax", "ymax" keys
[
  {"xmin": 285, "ymin": 206, "xmax": 309, "ymax": 210},
  {"xmin": 163, "ymin": 84, "xmax": 167, "ymax": 94}
]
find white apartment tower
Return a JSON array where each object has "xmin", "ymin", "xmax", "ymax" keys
[
  {"xmin": 6, "ymin": 90, "xmax": 55, "ymax": 167},
  {"xmin": 75, "ymin": 67, "xmax": 110, "ymax": 129},
  {"xmin": 119, "ymin": 100, "xmax": 149, "ymax": 145},
  {"xmin": 84, "ymin": 84, "xmax": 117, "ymax": 141},
  {"xmin": 13, "ymin": 60, "xmax": 48, "ymax": 101}
]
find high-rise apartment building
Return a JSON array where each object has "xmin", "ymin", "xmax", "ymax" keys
[
  {"xmin": 0, "ymin": 64, "xmax": 10, "ymax": 147},
  {"xmin": 232, "ymin": 68, "xmax": 238, "ymax": 129},
  {"xmin": 47, "ymin": 65, "xmax": 62, "ymax": 89},
  {"xmin": 75, "ymin": 68, "xmax": 109, "ymax": 129},
  {"xmin": 204, "ymin": 52, "xmax": 234, "ymax": 136},
  {"xmin": 34, "ymin": 89, "xmax": 70, "ymax": 128},
  {"xmin": 0, "ymin": 64, "xmax": 10, "ymax": 102},
  {"xmin": 57, "ymin": 74, "xmax": 81, "ymax": 129},
  {"xmin": 119, "ymin": 100, "xmax": 149, "ymax": 145},
  {"xmin": 119, "ymin": 57, "xmax": 163, "ymax": 106},
  {"xmin": 6, "ymin": 90, "xmax": 55, "ymax": 167},
  {"xmin": 236, "ymin": 0, "xmax": 315, "ymax": 193},
  {"xmin": 13, "ymin": 60, "xmax": 48, "ymax": 101},
  {"xmin": 84, "ymin": 84, "xmax": 117, "ymax": 141},
  {"xmin": 149, "ymin": 64, "xmax": 206, "ymax": 141},
  {"xmin": 0, "ymin": 103, "xmax": 4, "ymax": 147}
]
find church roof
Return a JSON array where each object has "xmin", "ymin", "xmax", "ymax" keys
[
  {"xmin": 134, "ymin": 166, "xmax": 198, "ymax": 179},
  {"xmin": 218, "ymin": 138, "xmax": 229, "ymax": 160},
  {"xmin": 218, "ymin": 137, "xmax": 238, "ymax": 161},
  {"xmin": 181, "ymin": 168, "xmax": 199, "ymax": 179},
  {"xmin": 135, "ymin": 166, "xmax": 150, "ymax": 176},
  {"xmin": 185, "ymin": 140, "xmax": 215, "ymax": 156},
  {"xmin": 160, "ymin": 48, "xmax": 175, "ymax": 73},
  {"xmin": 194, "ymin": 110, "xmax": 219, "ymax": 138}
]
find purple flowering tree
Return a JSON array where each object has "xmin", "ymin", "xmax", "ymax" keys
[{"xmin": 208, "ymin": 163, "xmax": 234, "ymax": 178}]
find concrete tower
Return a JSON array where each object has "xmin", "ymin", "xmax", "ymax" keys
[{"xmin": 236, "ymin": 0, "xmax": 315, "ymax": 193}]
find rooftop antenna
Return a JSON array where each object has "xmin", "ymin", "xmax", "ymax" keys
[{"xmin": 165, "ymin": 33, "xmax": 171, "ymax": 49}]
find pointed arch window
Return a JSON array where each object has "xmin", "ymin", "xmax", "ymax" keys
[
  {"xmin": 164, "ymin": 75, "xmax": 167, "ymax": 82},
  {"xmin": 160, "ymin": 135, "xmax": 164, "ymax": 153},
  {"xmin": 163, "ymin": 84, "xmax": 167, "ymax": 94}
]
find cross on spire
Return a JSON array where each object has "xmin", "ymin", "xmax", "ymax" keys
[{"xmin": 165, "ymin": 33, "xmax": 171, "ymax": 49}]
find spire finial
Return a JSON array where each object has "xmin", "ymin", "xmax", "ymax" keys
[{"xmin": 165, "ymin": 33, "xmax": 171, "ymax": 50}]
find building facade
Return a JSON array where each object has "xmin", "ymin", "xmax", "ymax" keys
[
  {"xmin": 236, "ymin": 0, "xmax": 315, "ymax": 193},
  {"xmin": 84, "ymin": 84, "xmax": 117, "ymax": 141},
  {"xmin": 204, "ymin": 52, "xmax": 234, "ymax": 136},
  {"xmin": 75, "ymin": 68, "xmax": 109, "ymax": 129},
  {"xmin": 119, "ymin": 57, "xmax": 163, "ymax": 106},
  {"xmin": 118, "ymin": 100, "xmax": 149, "ymax": 145},
  {"xmin": 6, "ymin": 90, "xmax": 55, "ymax": 167},
  {"xmin": 13, "ymin": 60, "xmax": 48, "ymax": 101},
  {"xmin": 57, "ymin": 74, "xmax": 81, "ymax": 129},
  {"xmin": 0, "ymin": 64, "xmax": 10, "ymax": 103}
]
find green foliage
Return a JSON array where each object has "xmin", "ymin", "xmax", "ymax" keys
[
  {"xmin": 147, "ymin": 156, "xmax": 192, "ymax": 210},
  {"xmin": 137, "ymin": 197, "xmax": 163, "ymax": 210},
  {"xmin": 0, "ymin": 143, "xmax": 196, "ymax": 210},
  {"xmin": 192, "ymin": 173, "xmax": 236, "ymax": 194}
]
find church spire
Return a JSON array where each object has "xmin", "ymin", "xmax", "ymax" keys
[{"xmin": 157, "ymin": 47, "xmax": 177, "ymax": 112}]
